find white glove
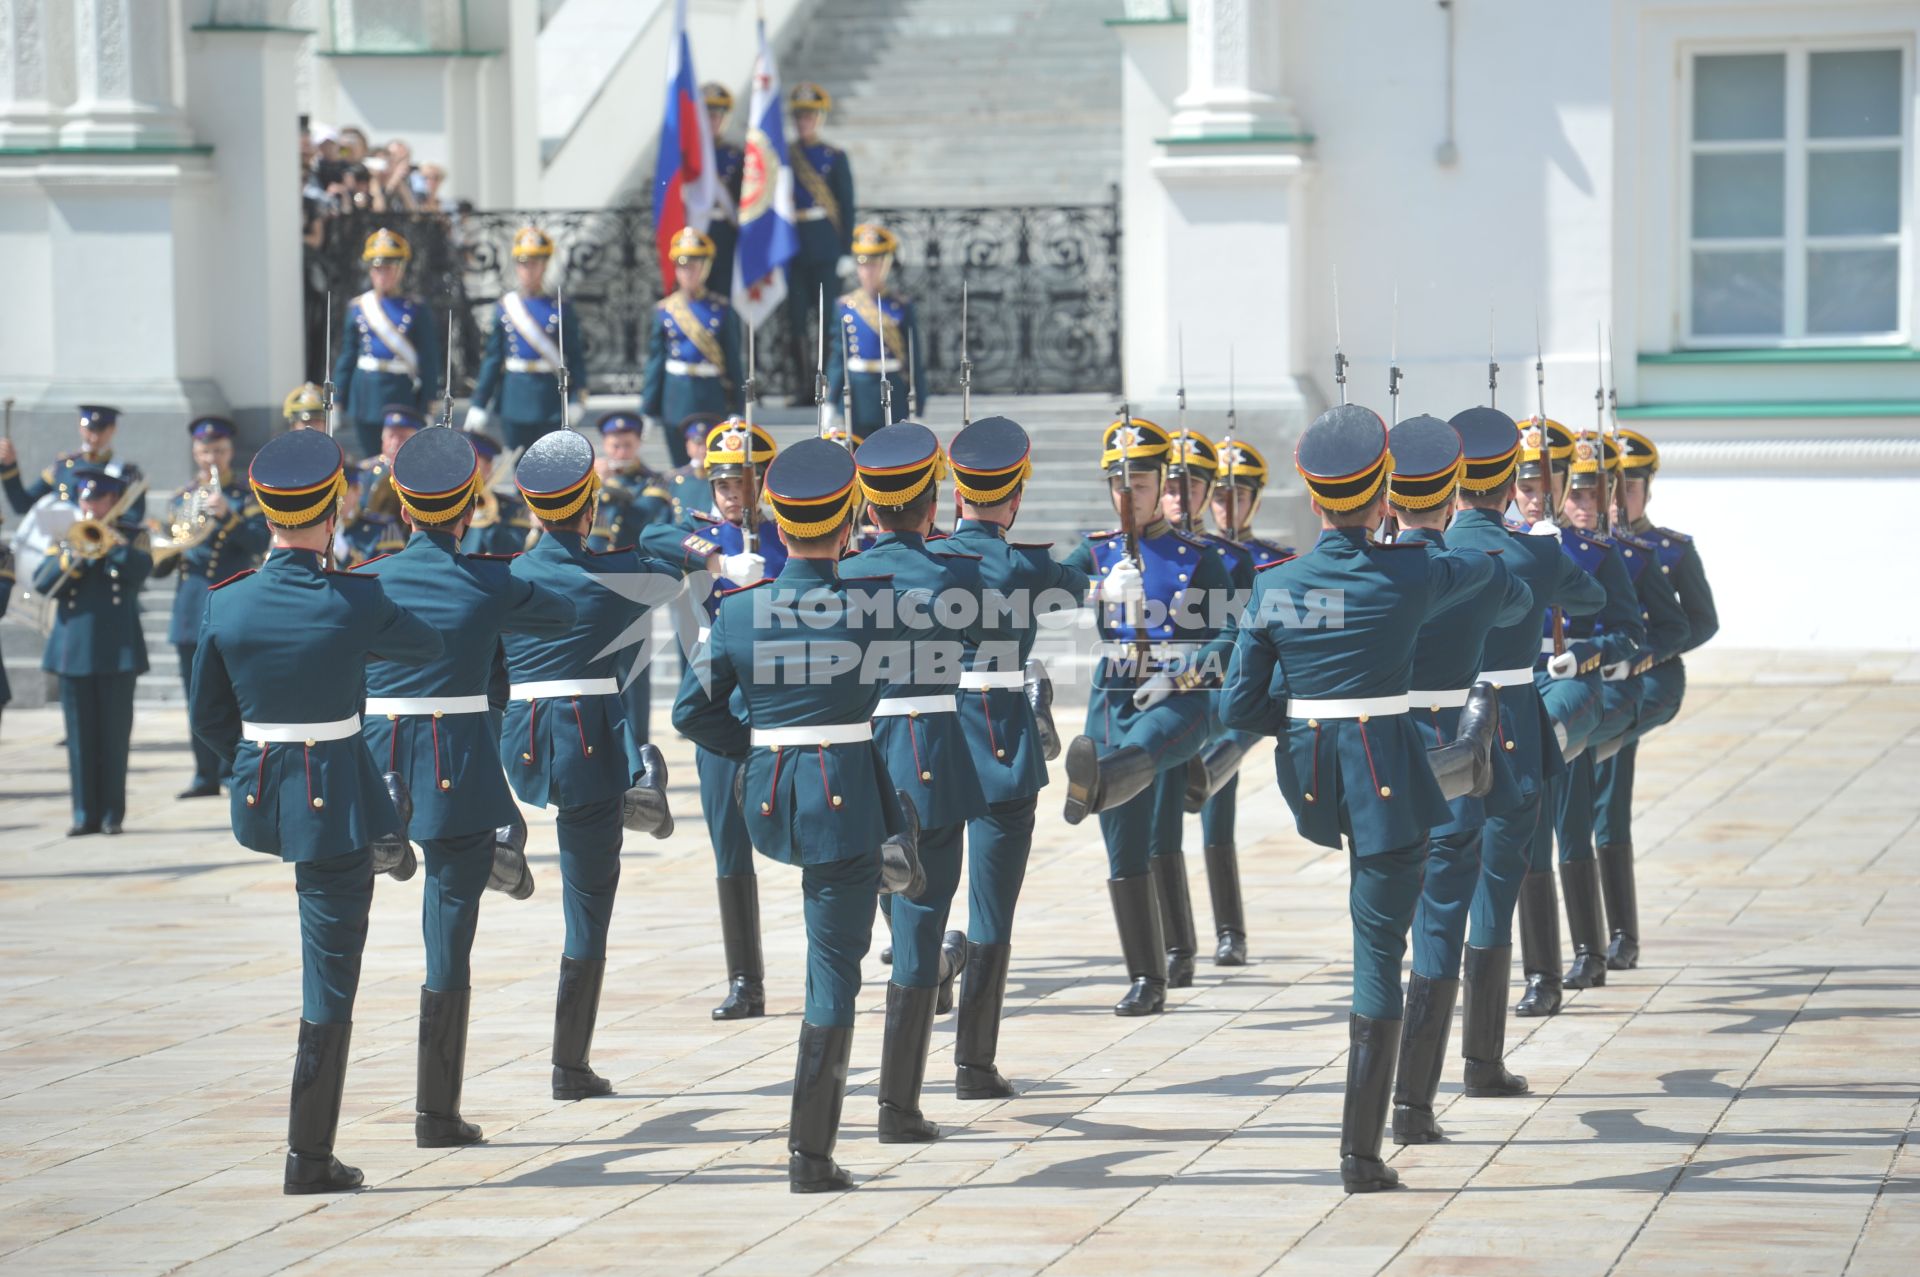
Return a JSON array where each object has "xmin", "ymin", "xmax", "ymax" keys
[
  {"xmin": 1547, "ymin": 651, "xmax": 1578, "ymax": 679},
  {"xmin": 1100, "ymin": 558, "xmax": 1146, "ymax": 611},
  {"xmin": 1601, "ymin": 660, "xmax": 1629, "ymax": 682},
  {"xmin": 1132, "ymin": 672, "xmax": 1176, "ymax": 710},
  {"xmin": 1527, "ymin": 520, "xmax": 1561, "ymax": 537},
  {"xmin": 463, "ymin": 404, "xmax": 491, "ymax": 432},
  {"xmin": 719, "ymin": 551, "xmax": 766, "ymax": 583}
]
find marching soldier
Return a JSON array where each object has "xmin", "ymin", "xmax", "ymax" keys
[
  {"xmin": 283, "ymin": 383, "xmax": 327, "ymax": 431},
  {"xmin": 783, "ymin": 82, "xmax": 855, "ymax": 403},
  {"xmin": 1060, "ymin": 417, "xmax": 1234, "ymax": 1016},
  {"xmin": 825, "ymin": 225, "xmax": 925, "ymax": 437},
  {"xmin": 671, "ymin": 437, "xmax": 928, "ymax": 1194},
  {"xmin": 33, "ymin": 465, "xmax": 152, "ymax": 836},
  {"xmin": 458, "ymin": 430, "xmax": 536, "ymax": 557},
  {"xmin": 843, "ymin": 422, "xmax": 988, "ymax": 1141},
  {"xmin": 339, "ymin": 405, "xmax": 424, "ymax": 567},
  {"xmin": 643, "ymin": 228, "xmax": 742, "ymax": 468},
  {"xmin": 330, "ymin": 228, "xmax": 442, "ymax": 461},
  {"xmin": 357, "ymin": 427, "xmax": 575, "ymax": 1147},
  {"xmin": 501, "ymin": 430, "xmax": 679, "ymax": 1101},
  {"xmin": 153, "ymin": 415, "xmax": 270, "ymax": 799},
  {"xmin": 187, "ymin": 429, "xmax": 443, "ymax": 1193},
  {"xmin": 1, "ymin": 404, "xmax": 145, "ymax": 522},
  {"xmin": 704, "ymin": 82, "xmax": 744, "ymax": 299},
  {"xmin": 1378, "ymin": 414, "xmax": 1534, "ymax": 1147},
  {"xmin": 944, "ymin": 415, "xmax": 1089, "ymax": 1097},
  {"xmin": 1220, "ymin": 403, "xmax": 1498, "ymax": 1193},
  {"xmin": 467, "ymin": 226, "xmax": 588, "ymax": 452}
]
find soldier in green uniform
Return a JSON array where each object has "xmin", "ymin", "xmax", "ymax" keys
[
  {"xmin": 2, "ymin": 404, "xmax": 145, "ymax": 523},
  {"xmin": 825, "ymin": 225, "xmax": 925, "ymax": 437},
  {"xmin": 358, "ymin": 426, "xmax": 576, "ymax": 1146},
  {"xmin": 330, "ymin": 228, "xmax": 442, "ymax": 461},
  {"xmin": 33, "ymin": 465, "xmax": 152, "ymax": 836},
  {"xmin": 672, "ymin": 437, "xmax": 927, "ymax": 1193},
  {"xmin": 153, "ymin": 415, "xmax": 270, "ymax": 798},
  {"xmin": 704, "ymin": 82, "xmax": 744, "ymax": 299},
  {"xmin": 283, "ymin": 383, "xmax": 327, "ymax": 431},
  {"xmin": 642, "ymin": 228, "xmax": 743, "ymax": 468},
  {"xmin": 466, "ymin": 226, "xmax": 589, "ymax": 452},
  {"xmin": 188, "ymin": 429, "xmax": 443, "ymax": 1193},
  {"xmin": 783, "ymin": 82, "xmax": 855, "ymax": 403}
]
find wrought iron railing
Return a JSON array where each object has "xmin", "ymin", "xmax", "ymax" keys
[{"xmin": 309, "ymin": 190, "xmax": 1122, "ymax": 401}]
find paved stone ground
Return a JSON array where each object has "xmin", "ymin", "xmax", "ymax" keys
[{"xmin": 1, "ymin": 651, "xmax": 1917, "ymax": 1275}]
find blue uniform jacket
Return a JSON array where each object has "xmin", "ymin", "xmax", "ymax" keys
[
  {"xmin": 1063, "ymin": 521, "xmax": 1237, "ymax": 687},
  {"xmin": 665, "ymin": 467, "xmax": 713, "ymax": 524},
  {"xmin": 792, "ymin": 140, "xmax": 854, "ymax": 262},
  {"xmin": 154, "ymin": 476, "xmax": 271, "ymax": 645},
  {"xmin": 459, "ymin": 492, "xmax": 536, "ymax": 557},
  {"xmin": 188, "ymin": 548, "xmax": 443, "ymax": 861},
  {"xmin": 640, "ymin": 292, "xmax": 743, "ymax": 427},
  {"xmin": 826, "ymin": 291, "xmax": 925, "ymax": 431},
  {"xmin": 589, "ymin": 468, "xmax": 673, "ymax": 552},
  {"xmin": 33, "ymin": 528, "xmax": 152, "ymax": 676},
  {"xmin": 331, "ymin": 292, "xmax": 442, "ymax": 431},
  {"xmin": 1221, "ymin": 528, "xmax": 1497, "ymax": 856},
  {"xmin": 1613, "ymin": 530, "xmax": 1692, "ymax": 664},
  {"xmin": 1641, "ymin": 523, "xmax": 1717, "ymax": 654},
  {"xmin": 468, "ymin": 292, "xmax": 587, "ymax": 429},
  {"xmin": 358, "ymin": 531, "xmax": 576, "ymax": 839},
  {"xmin": 340, "ymin": 513, "xmax": 408, "ymax": 567},
  {"xmin": 1544, "ymin": 528, "xmax": 1645, "ymax": 670},
  {"xmin": 640, "ymin": 509, "xmax": 788, "ymax": 597}
]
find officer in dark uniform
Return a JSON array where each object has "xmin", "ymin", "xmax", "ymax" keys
[
  {"xmin": 283, "ymin": 383, "xmax": 327, "ymax": 431},
  {"xmin": 590, "ymin": 412, "xmax": 673, "ymax": 551},
  {"xmin": 33, "ymin": 465, "xmax": 152, "ymax": 835},
  {"xmin": 643, "ymin": 229, "xmax": 743, "ymax": 468},
  {"xmin": 467, "ymin": 226, "xmax": 589, "ymax": 452},
  {"xmin": 704, "ymin": 82, "xmax": 744, "ymax": 299},
  {"xmin": 825, "ymin": 225, "xmax": 925, "ymax": 437},
  {"xmin": 1221, "ymin": 403, "xmax": 1498, "ymax": 1193},
  {"xmin": 944, "ymin": 415, "xmax": 1089, "ymax": 1098},
  {"xmin": 1, "ymin": 404, "xmax": 146, "ymax": 522},
  {"xmin": 672, "ymin": 437, "xmax": 927, "ymax": 1194},
  {"xmin": 153, "ymin": 415, "xmax": 270, "ymax": 798},
  {"xmin": 339, "ymin": 405, "xmax": 423, "ymax": 566},
  {"xmin": 358, "ymin": 427, "xmax": 575, "ymax": 1145},
  {"xmin": 330, "ymin": 228, "xmax": 441, "ymax": 461},
  {"xmin": 188, "ymin": 429, "xmax": 443, "ymax": 1194},
  {"xmin": 783, "ymin": 82, "xmax": 855, "ymax": 404},
  {"xmin": 503, "ymin": 431, "xmax": 680, "ymax": 1100},
  {"xmin": 457, "ymin": 429, "xmax": 537, "ymax": 557},
  {"xmin": 664, "ymin": 413, "xmax": 724, "ymax": 524},
  {"xmin": 1061, "ymin": 417, "xmax": 1234, "ymax": 1016}
]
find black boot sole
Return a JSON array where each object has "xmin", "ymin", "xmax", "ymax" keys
[
  {"xmin": 553, "ymin": 1066, "xmax": 613, "ymax": 1101},
  {"xmin": 1463, "ymin": 1061, "xmax": 1531, "ymax": 1098},
  {"xmin": 1565, "ymin": 956, "xmax": 1608, "ymax": 988},
  {"xmin": 1213, "ymin": 933, "xmax": 1247, "ymax": 966},
  {"xmin": 712, "ymin": 1000, "xmax": 766, "ymax": 1021},
  {"xmin": 283, "ymin": 1155, "xmax": 363, "ymax": 1195},
  {"xmin": 1391, "ymin": 1107, "xmax": 1443, "ymax": 1146},
  {"xmin": 789, "ymin": 1153, "xmax": 853, "ymax": 1193},
  {"xmin": 1340, "ymin": 1157, "xmax": 1403, "ymax": 1193},
  {"xmin": 1062, "ymin": 736, "xmax": 1097, "ymax": 825},
  {"xmin": 1606, "ymin": 938, "xmax": 1640, "ymax": 970},
  {"xmin": 955, "ymin": 1065, "xmax": 1016, "ymax": 1100},
  {"xmin": 1112, "ymin": 984, "xmax": 1165, "ymax": 1017},
  {"xmin": 876, "ymin": 1105, "xmax": 939, "ymax": 1144},
  {"xmin": 415, "ymin": 1116, "xmax": 483, "ymax": 1148}
]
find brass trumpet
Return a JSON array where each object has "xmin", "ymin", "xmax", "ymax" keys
[
  {"xmin": 63, "ymin": 515, "xmax": 126, "ymax": 562},
  {"xmin": 470, "ymin": 486, "xmax": 500, "ymax": 529}
]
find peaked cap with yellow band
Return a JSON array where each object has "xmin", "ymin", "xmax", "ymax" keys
[
  {"xmin": 704, "ymin": 418, "xmax": 777, "ymax": 480},
  {"xmin": 515, "ymin": 429, "xmax": 601, "ymax": 523},
  {"xmin": 1217, "ymin": 437, "xmax": 1269, "ymax": 489},
  {"xmin": 669, "ymin": 226, "xmax": 715, "ymax": 263},
  {"xmin": 362, "ymin": 227, "xmax": 411, "ymax": 263},
  {"xmin": 702, "ymin": 81, "xmax": 734, "ymax": 112},
  {"xmin": 851, "ymin": 223, "xmax": 898, "ymax": 260},
  {"xmin": 389, "ymin": 426, "xmax": 483, "ymax": 526},
  {"xmin": 854, "ymin": 422, "xmax": 947, "ymax": 508},
  {"xmin": 1567, "ymin": 429, "xmax": 1621, "ymax": 489},
  {"xmin": 948, "ymin": 415, "xmax": 1032, "ymax": 505},
  {"xmin": 1515, "ymin": 415, "xmax": 1574, "ymax": 481},
  {"xmin": 1295, "ymin": 403, "xmax": 1392, "ymax": 513},
  {"xmin": 789, "ymin": 82, "xmax": 832, "ymax": 112},
  {"xmin": 1616, "ymin": 427, "xmax": 1659, "ymax": 476},
  {"xmin": 1101, "ymin": 415, "xmax": 1172, "ymax": 476},
  {"xmin": 1386, "ymin": 415, "xmax": 1464, "ymax": 510},
  {"xmin": 1165, "ymin": 429, "xmax": 1219, "ymax": 480},
  {"xmin": 249, "ymin": 429, "xmax": 348, "ymax": 529},
  {"xmin": 512, "ymin": 225, "xmax": 554, "ymax": 259},
  {"xmin": 282, "ymin": 382, "xmax": 325, "ymax": 423},
  {"xmin": 765, "ymin": 438, "xmax": 859, "ymax": 538},
  {"xmin": 1449, "ymin": 406, "xmax": 1523, "ymax": 493}
]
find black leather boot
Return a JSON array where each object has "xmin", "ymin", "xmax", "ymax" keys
[
  {"xmin": 935, "ymin": 929, "xmax": 969, "ymax": 1016},
  {"xmin": 711, "ymin": 875, "xmax": 766, "ymax": 1021},
  {"xmin": 1597, "ymin": 841, "xmax": 1641, "ymax": 970},
  {"xmin": 1151, "ymin": 853, "xmax": 1198, "ymax": 989},
  {"xmin": 1461, "ymin": 944, "xmax": 1530, "ymax": 1097},
  {"xmin": 1561, "ymin": 859, "xmax": 1609, "ymax": 988},
  {"xmin": 1203, "ymin": 842, "xmax": 1248, "ymax": 966},
  {"xmin": 954, "ymin": 942, "xmax": 1015, "ymax": 1099},
  {"xmin": 284, "ymin": 1019, "xmax": 363, "ymax": 1194},
  {"xmin": 552, "ymin": 956, "xmax": 614, "ymax": 1100},
  {"xmin": 1391, "ymin": 974, "xmax": 1457, "ymax": 1145},
  {"xmin": 1107, "ymin": 874, "xmax": 1167, "ymax": 1016},
  {"xmin": 789, "ymin": 1021, "xmax": 855, "ymax": 1192},
  {"xmin": 877, "ymin": 982, "xmax": 941, "ymax": 1143},
  {"xmin": 1515, "ymin": 872, "xmax": 1564, "ymax": 1017},
  {"xmin": 1062, "ymin": 739, "xmax": 1158, "ymax": 825},
  {"xmin": 1340, "ymin": 1014, "xmax": 1404, "ymax": 1193},
  {"xmin": 415, "ymin": 987, "xmax": 483, "ymax": 1147}
]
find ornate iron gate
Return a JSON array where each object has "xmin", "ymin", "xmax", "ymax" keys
[{"xmin": 311, "ymin": 191, "xmax": 1122, "ymax": 402}]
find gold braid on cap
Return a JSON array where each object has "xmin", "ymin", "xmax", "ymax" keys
[
  {"xmin": 952, "ymin": 457, "xmax": 1031, "ymax": 504},
  {"xmin": 1389, "ymin": 457, "xmax": 1465, "ymax": 510},
  {"xmin": 1459, "ymin": 442, "xmax": 1521, "ymax": 492},
  {"xmin": 770, "ymin": 477, "xmax": 859, "ymax": 537},
  {"xmin": 252, "ymin": 470, "xmax": 347, "ymax": 527},
  {"xmin": 521, "ymin": 470, "xmax": 601, "ymax": 523},
  {"xmin": 1298, "ymin": 451, "xmax": 1393, "ymax": 513},
  {"xmin": 857, "ymin": 451, "xmax": 947, "ymax": 508},
  {"xmin": 392, "ymin": 469, "xmax": 482, "ymax": 526}
]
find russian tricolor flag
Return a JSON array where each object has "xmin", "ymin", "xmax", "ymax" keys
[{"xmin": 652, "ymin": 0, "xmax": 719, "ymax": 285}]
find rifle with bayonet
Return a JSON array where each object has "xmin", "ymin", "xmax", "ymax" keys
[{"xmin": 742, "ymin": 320, "xmax": 760, "ymax": 555}]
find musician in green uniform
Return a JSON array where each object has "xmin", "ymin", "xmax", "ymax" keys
[{"xmin": 2, "ymin": 404, "xmax": 145, "ymax": 522}]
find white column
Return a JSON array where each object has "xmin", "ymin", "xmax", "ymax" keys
[
  {"xmin": 0, "ymin": 0, "xmax": 72, "ymax": 147},
  {"xmin": 61, "ymin": 0, "xmax": 192, "ymax": 148},
  {"xmin": 1167, "ymin": 0, "xmax": 1299, "ymax": 140}
]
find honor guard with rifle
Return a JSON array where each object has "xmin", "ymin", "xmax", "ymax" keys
[
  {"xmin": 500, "ymin": 430, "xmax": 679, "ymax": 1101},
  {"xmin": 703, "ymin": 82, "xmax": 745, "ymax": 299},
  {"xmin": 1219, "ymin": 403, "xmax": 1500, "ymax": 1193},
  {"xmin": 783, "ymin": 82, "xmax": 855, "ymax": 404},
  {"xmin": 1, "ymin": 404, "xmax": 145, "ymax": 523},
  {"xmin": 643, "ymin": 229, "xmax": 743, "ymax": 468},
  {"xmin": 1378, "ymin": 413, "xmax": 1535, "ymax": 1148},
  {"xmin": 467, "ymin": 226, "xmax": 588, "ymax": 452},
  {"xmin": 356, "ymin": 426, "xmax": 576, "ymax": 1147},
  {"xmin": 283, "ymin": 383, "xmax": 327, "ymax": 431},
  {"xmin": 33, "ymin": 464, "xmax": 153, "ymax": 837},
  {"xmin": 826, "ymin": 225, "xmax": 925, "ymax": 436},
  {"xmin": 330, "ymin": 228, "xmax": 441, "ymax": 461},
  {"xmin": 458, "ymin": 430, "xmax": 537, "ymax": 556},
  {"xmin": 152, "ymin": 415, "xmax": 270, "ymax": 799},
  {"xmin": 1060, "ymin": 416, "xmax": 1235, "ymax": 1017},
  {"xmin": 186, "ymin": 429, "xmax": 444, "ymax": 1194},
  {"xmin": 944, "ymin": 414, "xmax": 1088, "ymax": 1098},
  {"xmin": 671, "ymin": 437, "xmax": 931, "ymax": 1194},
  {"xmin": 841, "ymin": 422, "xmax": 989, "ymax": 1143}
]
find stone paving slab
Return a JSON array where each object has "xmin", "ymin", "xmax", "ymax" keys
[{"xmin": 0, "ymin": 673, "xmax": 1915, "ymax": 1275}]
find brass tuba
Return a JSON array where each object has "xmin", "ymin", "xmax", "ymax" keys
[
  {"xmin": 49, "ymin": 476, "xmax": 148, "ymax": 589},
  {"xmin": 150, "ymin": 464, "xmax": 224, "ymax": 568}
]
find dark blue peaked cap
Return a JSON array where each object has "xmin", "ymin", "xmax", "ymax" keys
[
  {"xmin": 73, "ymin": 464, "xmax": 126, "ymax": 501},
  {"xmin": 1387, "ymin": 414, "xmax": 1464, "ymax": 509},
  {"xmin": 1294, "ymin": 403, "xmax": 1391, "ymax": 513},
  {"xmin": 391, "ymin": 426, "xmax": 482, "ymax": 525},
  {"xmin": 79, "ymin": 405, "xmax": 119, "ymax": 429},
  {"xmin": 765, "ymin": 437, "xmax": 860, "ymax": 536},
  {"xmin": 1449, "ymin": 406, "xmax": 1524, "ymax": 493},
  {"xmin": 189, "ymin": 415, "xmax": 236, "ymax": 441},
  {"xmin": 516, "ymin": 428, "xmax": 594, "ymax": 497},
  {"xmin": 853, "ymin": 422, "xmax": 943, "ymax": 508},
  {"xmin": 949, "ymin": 415, "xmax": 1028, "ymax": 474},
  {"xmin": 248, "ymin": 429, "xmax": 347, "ymax": 525},
  {"xmin": 382, "ymin": 403, "xmax": 427, "ymax": 432}
]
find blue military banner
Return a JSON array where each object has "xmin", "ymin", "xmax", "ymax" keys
[{"xmin": 731, "ymin": 18, "xmax": 799, "ymax": 329}]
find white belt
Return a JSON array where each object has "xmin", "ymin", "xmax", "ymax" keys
[
  {"xmin": 1408, "ymin": 687, "xmax": 1471, "ymax": 709},
  {"xmin": 1099, "ymin": 640, "xmax": 1202, "ymax": 664},
  {"xmin": 845, "ymin": 358, "xmax": 897, "ymax": 375},
  {"xmin": 505, "ymin": 357, "xmax": 554, "ymax": 373},
  {"xmin": 365, "ymin": 695, "xmax": 489, "ymax": 717},
  {"xmin": 1478, "ymin": 665, "xmax": 1537, "ymax": 688},
  {"xmin": 873, "ymin": 693, "xmax": 957, "ymax": 717},
  {"xmin": 696, "ymin": 626, "xmax": 711, "ymax": 643},
  {"xmin": 752, "ymin": 722, "xmax": 874, "ymax": 747},
  {"xmin": 510, "ymin": 678, "xmax": 619, "ymax": 700},
  {"xmin": 959, "ymin": 670, "xmax": 1024, "ymax": 691},
  {"xmin": 243, "ymin": 714, "xmax": 361, "ymax": 744},
  {"xmin": 1288, "ymin": 694, "xmax": 1409, "ymax": 720},
  {"xmin": 797, "ymin": 207, "xmax": 830, "ymax": 222},
  {"xmin": 1602, "ymin": 661, "xmax": 1631, "ymax": 682},
  {"xmin": 665, "ymin": 359, "xmax": 722, "ymax": 377},
  {"xmin": 357, "ymin": 356, "xmax": 414, "ymax": 375}
]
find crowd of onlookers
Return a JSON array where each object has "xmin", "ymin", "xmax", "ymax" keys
[{"xmin": 300, "ymin": 119, "xmax": 452, "ymax": 249}]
